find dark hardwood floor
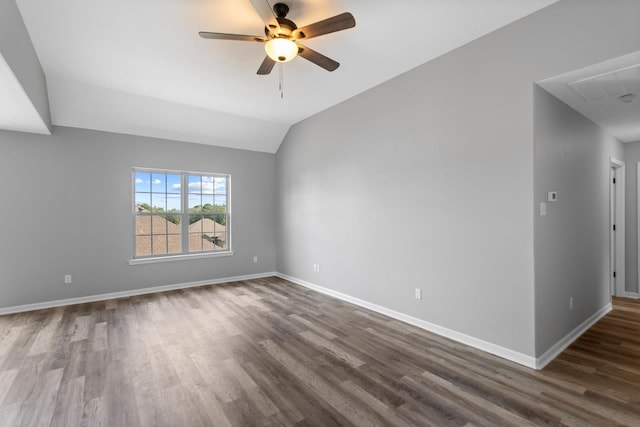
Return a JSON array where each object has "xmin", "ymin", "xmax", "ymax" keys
[{"xmin": 0, "ymin": 277, "xmax": 639, "ymax": 426}]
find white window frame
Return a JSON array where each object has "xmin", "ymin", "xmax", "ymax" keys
[{"xmin": 128, "ymin": 168, "xmax": 233, "ymax": 265}]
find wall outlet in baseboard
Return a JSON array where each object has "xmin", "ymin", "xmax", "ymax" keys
[
  {"xmin": 415, "ymin": 288, "xmax": 422, "ymax": 300},
  {"xmin": 313, "ymin": 264, "xmax": 321, "ymax": 272},
  {"xmin": 64, "ymin": 274, "xmax": 72, "ymax": 284}
]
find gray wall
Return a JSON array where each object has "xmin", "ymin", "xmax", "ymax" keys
[
  {"xmin": 533, "ymin": 87, "xmax": 623, "ymax": 355},
  {"xmin": 0, "ymin": 0, "xmax": 51, "ymax": 129},
  {"xmin": 276, "ymin": 0, "xmax": 640, "ymax": 357},
  {"xmin": 0, "ymin": 126, "xmax": 276, "ymax": 308},
  {"xmin": 624, "ymin": 140, "xmax": 640, "ymax": 296}
]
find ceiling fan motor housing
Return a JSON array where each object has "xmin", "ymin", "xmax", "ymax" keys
[
  {"xmin": 263, "ymin": 3, "xmax": 296, "ymax": 38},
  {"xmin": 273, "ymin": 3, "xmax": 289, "ymax": 18}
]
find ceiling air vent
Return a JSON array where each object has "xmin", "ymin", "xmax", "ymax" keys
[{"xmin": 569, "ymin": 64, "xmax": 640, "ymax": 103}]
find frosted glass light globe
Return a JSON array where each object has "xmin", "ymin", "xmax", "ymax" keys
[{"xmin": 265, "ymin": 38, "xmax": 298, "ymax": 63}]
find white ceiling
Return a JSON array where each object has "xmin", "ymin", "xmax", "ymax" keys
[
  {"xmin": 13, "ymin": 0, "xmax": 558, "ymax": 152},
  {"xmin": 538, "ymin": 50, "xmax": 640, "ymax": 143}
]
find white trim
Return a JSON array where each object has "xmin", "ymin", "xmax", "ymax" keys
[
  {"xmin": 637, "ymin": 161, "xmax": 640, "ymax": 298},
  {"xmin": 1, "ymin": 271, "xmax": 613, "ymax": 370},
  {"xmin": 276, "ymin": 273, "xmax": 538, "ymax": 369},
  {"xmin": 535, "ymin": 303, "xmax": 611, "ymax": 369},
  {"xmin": 0, "ymin": 272, "xmax": 276, "ymax": 316},
  {"xmin": 625, "ymin": 292, "xmax": 639, "ymax": 299},
  {"xmin": 128, "ymin": 251, "xmax": 234, "ymax": 265},
  {"xmin": 131, "ymin": 168, "xmax": 232, "ymax": 262},
  {"xmin": 610, "ymin": 157, "xmax": 625, "ymax": 297}
]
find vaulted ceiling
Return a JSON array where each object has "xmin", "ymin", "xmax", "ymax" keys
[{"xmin": 9, "ymin": 0, "xmax": 558, "ymax": 152}]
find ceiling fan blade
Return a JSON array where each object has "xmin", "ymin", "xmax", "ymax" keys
[
  {"xmin": 257, "ymin": 56, "xmax": 276, "ymax": 75},
  {"xmin": 297, "ymin": 45, "xmax": 339, "ymax": 72},
  {"xmin": 249, "ymin": 0, "xmax": 281, "ymax": 33},
  {"xmin": 292, "ymin": 12, "xmax": 355, "ymax": 40},
  {"xmin": 199, "ymin": 32, "xmax": 266, "ymax": 42}
]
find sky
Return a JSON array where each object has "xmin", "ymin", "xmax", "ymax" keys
[{"xmin": 134, "ymin": 171, "xmax": 227, "ymax": 211}]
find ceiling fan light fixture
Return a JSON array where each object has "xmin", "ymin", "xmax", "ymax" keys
[{"xmin": 265, "ymin": 38, "xmax": 298, "ymax": 63}]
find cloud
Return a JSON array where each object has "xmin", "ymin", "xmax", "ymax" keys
[
  {"xmin": 188, "ymin": 182, "xmax": 214, "ymax": 194},
  {"xmin": 135, "ymin": 178, "xmax": 143, "ymax": 184},
  {"xmin": 171, "ymin": 183, "xmax": 181, "ymax": 190},
  {"xmin": 214, "ymin": 180, "xmax": 226, "ymax": 191},
  {"xmin": 152, "ymin": 179, "xmax": 162, "ymax": 185}
]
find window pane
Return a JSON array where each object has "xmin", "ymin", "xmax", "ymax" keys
[
  {"xmin": 151, "ymin": 173, "xmax": 166, "ymax": 191},
  {"xmin": 135, "ymin": 215, "xmax": 151, "ymax": 236},
  {"xmin": 188, "ymin": 175, "xmax": 201, "ymax": 193},
  {"xmin": 152, "ymin": 234, "xmax": 168, "ymax": 255},
  {"xmin": 135, "ymin": 193, "xmax": 151, "ymax": 210},
  {"xmin": 214, "ymin": 195, "xmax": 227, "ymax": 212},
  {"xmin": 189, "ymin": 216, "xmax": 202, "ymax": 234},
  {"xmin": 167, "ymin": 234, "xmax": 181, "ymax": 254},
  {"xmin": 214, "ymin": 177, "xmax": 226, "ymax": 194},
  {"xmin": 166, "ymin": 193, "xmax": 181, "ymax": 212},
  {"xmin": 150, "ymin": 193, "xmax": 167, "ymax": 211},
  {"xmin": 201, "ymin": 176, "xmax": 214, "ymax": 194},
  {"xmin": 202, "ymin": 194, "xmax": 214, "ymax": 209},
  {"xmin": 202, "ymin": 236, "xmax": 216, "ymax": 251},
  {"xmin": 151, "ymin": 215, "xmax": 168, "ymax": 235},
  {"xmin": 166, "ymin": 174, "xmax": 181, "ymax": 194},
  {"xmin": 136, "ymin": 236, "xmax": 151, "ymax": 256},
  {"xmin": 189, "ymin": 233, "xmax": 203, "ymax": 252},
  {"xmin": 214, "ymin": 231, "xmax": 227, "ymax": 249},
  {"xmin": 188, "ymin": 194, "xmax": 202, "ymax": 212},
  {"xmin": 134, "ymin": 172, "xmax": 150, "ymax": 192}
]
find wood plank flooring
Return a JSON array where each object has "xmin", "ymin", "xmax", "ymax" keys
[{"xmin": 1, "ymin": 277, "xmax": 639, "ymax": 426}]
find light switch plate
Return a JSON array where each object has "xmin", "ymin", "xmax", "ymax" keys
[{"xmin": 540, "ymin": 202, "xmax": 547, "ymax": 216}]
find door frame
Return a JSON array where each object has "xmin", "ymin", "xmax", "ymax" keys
[{"xmin": 610, "ymin": 157, "xmax": 625, "ymax": 297}]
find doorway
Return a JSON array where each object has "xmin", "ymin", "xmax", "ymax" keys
[{"xmin": 610, "ymin": 157, "xmax": 625, "ymax": 297}]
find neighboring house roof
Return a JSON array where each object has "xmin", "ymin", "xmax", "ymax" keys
[
  {"xmin": 134, "ymin": 207, "xmax": 226, "ymax": 256},
  {"xmin": 135, "ymin": 213, "xmax": 180, "ymax": 235},
  {"xmin": 189, "ymin": 217, "xmax": 226, "ymax": 234}
]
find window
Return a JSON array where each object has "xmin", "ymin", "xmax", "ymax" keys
[{"xmin": 133, "ymin": 169, "xmax": 230, "ymax": 260}]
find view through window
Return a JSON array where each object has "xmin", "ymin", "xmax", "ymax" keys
[{"xmin": 133, "ymin": 169, "xmax": 229, "ymax": 258}]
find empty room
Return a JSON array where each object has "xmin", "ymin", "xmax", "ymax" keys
[{"xmin": 1, "ymin": 0, "xmax": 640, "ymax": 425}]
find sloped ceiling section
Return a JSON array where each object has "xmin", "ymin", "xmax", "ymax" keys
[
  {"xmin": 13, "ymin": 0, "xmax": 559, "ymax": 152},
  {"xmin": 0, "ymin": 54, "xmax": 49, "ymax": 135},
  {"xmin": 0, "ymin": 0, "xmax": 50, "ymax": 135},
  {"xmin": 47, "ymin": 77, "xmax": 290, "ymax": 153}
]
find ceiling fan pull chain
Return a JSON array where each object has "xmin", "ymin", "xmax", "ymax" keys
[{"xmin": 279, "ymin": 63, "xmax": 284, "ymax": 99}]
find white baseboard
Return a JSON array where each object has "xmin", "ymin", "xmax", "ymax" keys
[
  {"xmin": 534, "ymin": 302, "xmax": 611, "ymax": 370},
  {"xmin": 0, "ymin": 272, "xmax": 277, "ymax": 316},
  {"xmin": 276, "ymin": 273, "xmax": 538, "ymax": 369},
  {"xmin": 3, "ymin": 271, "xmax": 610, "ymax": 371},
  {"xmin": 625, "ymin": 292, "xmax": 639, "ymax": 299}
]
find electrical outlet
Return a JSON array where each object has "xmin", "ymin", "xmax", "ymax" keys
[
  {"xmin": 253, "ymin": 256, "xmax": 258, "ymax": 263},
  {"xmin": 317, "ymin": 264, "xmax": 320, "ymax": 272},
  {"xmin": 313, "ymin": 264, "xmax": 321, "ymax": 272},
  {"xmin": 64, "ymin": 274, "xmax": 72, "ymax": 284},
  {"xmin": 415, "ymin": 288, "xmax": 422, "ymax": 300},
  {"xmin": 569, "ymin": 297, "xmax": 574, "ymax": 310}
]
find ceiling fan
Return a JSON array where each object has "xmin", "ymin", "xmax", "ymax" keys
[{"xmin": 199, "ymin": 0, "xmax": 356, "ymax": 75}]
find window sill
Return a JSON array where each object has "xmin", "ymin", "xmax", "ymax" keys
[{"xmin": 127, "ymin": 251, "xmax": 234, "ymax": 266}]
